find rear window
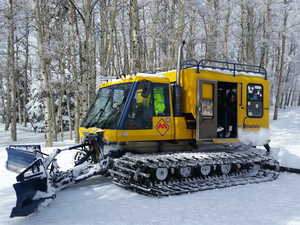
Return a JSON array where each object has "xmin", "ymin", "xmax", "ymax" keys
[{"xmin": 247, "ymin": 84, "xmax": 263, "ymax": 118}]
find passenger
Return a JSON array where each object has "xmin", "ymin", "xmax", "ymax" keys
[
  {"xmin": 225, "ymin": 89, "xmax": 237, "ymax": 138},
  {"xmin": 153, "ymin": 88, "xmax": 166, "ymax": 116}
]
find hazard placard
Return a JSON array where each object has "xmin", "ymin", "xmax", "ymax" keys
[{"xmin": 155, "ymin": 119, "xmax": 169, "ymax": 136}]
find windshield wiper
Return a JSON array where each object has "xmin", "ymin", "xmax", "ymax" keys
[{"xmin": 85, "ymin": 91, "xmax": 113, "ymax": 128}]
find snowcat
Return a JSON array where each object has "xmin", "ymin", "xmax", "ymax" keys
[{"xmin": 6, "ymin": 43, "xmax": 280, "ymax": 217}]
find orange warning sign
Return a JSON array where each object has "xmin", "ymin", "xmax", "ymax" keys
[{"xmin": 155, "ymin": 119, "xmax": 169, "ymax": 136}]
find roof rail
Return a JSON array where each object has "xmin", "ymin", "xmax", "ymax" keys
[{"xmin": 181, "ymin": 59, "xmax": 268, "ymax": 80}]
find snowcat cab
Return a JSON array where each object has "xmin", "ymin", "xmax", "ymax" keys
[
  {"xmin": 6, "ymin": 45, "xmax": 280, "ymax": 218},
  {"xmin": 79, "ymin": 60, "xmax": 270, "ymax": 155}
]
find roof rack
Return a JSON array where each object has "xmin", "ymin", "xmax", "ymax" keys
[{"xmin": 181, "ymin": 59, "xmax": 267, "ymax": 80}]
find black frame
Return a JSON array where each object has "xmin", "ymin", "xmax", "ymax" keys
[{"xmin": 180, "ymin": 59, "xmax": 268, "ymax": 80}]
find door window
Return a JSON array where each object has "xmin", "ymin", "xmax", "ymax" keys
[{"xmin": 200, "ymin": 83, "xmax": 214, "ymax": 117}]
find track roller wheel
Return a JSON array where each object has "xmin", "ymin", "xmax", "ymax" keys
[
  {"xmin": 233, "ymin": 163, "xmax": 241, "ymax": 172},
  {"xmin": 248, "ymin": 163, "xmax": 260, "ymax": 175},
  {"xmin": 155, "ymin": 168, "xmax": 168, "ymax": 181},
  {"xmin": 199, "ymin": 165, "xmax": 211, "ymax": 176},
  {"xmin": 179, "ymin": 167, "xmax": 192, "ymax": 178},
  {"xmin": 220, "ymin": 164, "xmax": 232, "ymax": 175}
]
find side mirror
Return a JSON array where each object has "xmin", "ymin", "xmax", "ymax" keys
[{"xmin": 140, "ymin": 80, "xmax": 152, "ymax": 98}]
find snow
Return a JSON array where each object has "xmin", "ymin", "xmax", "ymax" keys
[
  {"xmin": 239, "ymin": 128, "xmax": 270, "ymax": 146},
  {"xmin": 198, "ymin": 66, "xmax": 266, "ymax": 78},
  {"xmin": 0, "ymin": 108, "xmax": 300, "ymax": 225},
  {"xmin": 135, "ymin": 73, "xmax": 168, "ymax": 78},
  {"xmin": 270, "ymin": 107, "xmax": 300, "ymax": 170}
]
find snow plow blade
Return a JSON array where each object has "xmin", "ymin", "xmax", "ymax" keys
[
  {"xmin": 9, "ymin": 141, "xmax": 105, "ymax": 218},
  {"xmin": 10, "ymin": 158, "xmax": 55, "ymax": 218},
  {"xmin": 10, "ymin": 178, "xmax": 53, "ymax": 217},
  {"xmin": 6, "ymin": 145, "xmax": 42, "ymax": 173}
]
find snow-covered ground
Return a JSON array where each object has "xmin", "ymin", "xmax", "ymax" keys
[
  {"xmin": 1, "ymin": 108, "xmax": 300, "ymax": 225},
  {"xmin": 270, "ymin": 107, "xmax": 300, "ymax": 169}
]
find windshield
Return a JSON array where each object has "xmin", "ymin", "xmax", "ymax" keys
[{"xmin": 81, "ymin": 83, "xmax": 132, "ymax": 129}]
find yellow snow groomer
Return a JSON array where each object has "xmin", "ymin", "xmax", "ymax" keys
[
  {"xmin": 77, "ymin": 56, "xmax": 279, "ymax": 195},
  {"xmin": 7, "ymin": 44, "xmax": 279, "ymax": 218}
]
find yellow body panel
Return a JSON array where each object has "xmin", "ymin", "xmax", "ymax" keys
[
  {"xmin": 80, "ymin": 68, "xmax": 269, "ymax": 145},
  {"xmin": 99, "ymin": 74, "xmax": 170, "ymax": 89},
  {"xmin": 212, "ymin": 138, "xmax": 240, "ymax": 143},
  {"xmin": 116, "ymin": 117, "xmax": 174, "ymax": 142},
  {"xmin": 163, "ymin": 68, "xmax": 270, "ymax": 130},
  {"xmin": 174, "ymin": 117, "xmax": 194, "ymax": 140},
  {"xmin": 79, "ymin": 127, "xmax": 102, "ymax": 136},
  {"xmin": 79, "ymin": 127, "xmax": 117, "ymax": 142}
]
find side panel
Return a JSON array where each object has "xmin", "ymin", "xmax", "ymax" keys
[
  {"xmin": 174, "ymin": 117, "xmax": 194, "ymax": 140},
  {"xmin": 196, "ymin": 79, "xmax": 218, "ymax": 140},
  {"xmin": 116, "ymin": 117, "xmax": 174, "ymax": 142}
]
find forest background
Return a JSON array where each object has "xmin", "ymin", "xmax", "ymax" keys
[{"xmin": 0, "ymin": 0, "xmax": 299, "ymax": 146}]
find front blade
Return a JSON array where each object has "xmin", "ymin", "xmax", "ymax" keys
[
  {"xmin": 10, "ymin": 158, "xmax": 55, "ymax": 217},
  {"xmin": 10, "ymin": 177, "xmax": 55, "ymax": 217},
  {"xmin": 6, "ymin": 145, "xmax": 41, "ymax": 173}
]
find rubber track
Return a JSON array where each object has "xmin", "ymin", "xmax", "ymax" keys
[{"xmin": 109, "ymin": 151, "xmax": 280, "ymax": 196}]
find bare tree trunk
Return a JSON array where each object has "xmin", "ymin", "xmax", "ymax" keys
[
  {"xmin": 66, "ymin": 90, "xmax": 73, "ymax": 140},
  {"xmin": 35, "ymin": 0, "xmax": 54, "ymax": 146},
  {"xmin": 105, "ymin": 0, "xmax": 117, "ymax": 76},
  {"xmin": 4, "ymin": 85, "xmax": 11, "ymax": 131},
  {"xmin": 223, "ymin": 0, "xmax": 231, "ymax": 60},
  {"xmin": 120, "ymin": 0, "xmax": 130, "ymax": 75},
  {"xmin": 99, "ymin": 0, "xmax": 109, "ymax": 76},
  {"xmin": 129, "ymin": 0, "xmax": 141, "ymax": 73},
  {"xmin": 15, "ymin": 42, "xmax": 23, "ymax": 125},
  {"xmin": 175, "ymin": 0, "xmax": 186, "ymax": 65},
  {"xmin": 56, "ymin": 89, "xmax": 63, "ymax": 141},
  {"xmin": 286, "ymin": 88, "xmax": 293, "ymax": 108},
  {"xmin": 7, "ymin": 0, "xmax": 17, "ymax": 141},
  {"xmin": 260, "ymin": 0, "xmax": 272, "ymax": 67},
  {"xmin": 23, "ymin": 12, "xmax": 30, "ymax": 127},
  {"xmin": 68, "ymin": 5, "xmax": 80, "ymax": 143},
  {"xmin": 205, "ymin": 0, "xmax": 219, "ymax": 59},
  {"xmin": 273, "ymin": 1, "xmax": 288, "ymax": 120},
  {"xmin": 149, "ymin": 0, "xmax": 159, "ymax": 70},
  {"xmin": 0, "ymin": 71, "xmax": 5, "ymax": 123}
]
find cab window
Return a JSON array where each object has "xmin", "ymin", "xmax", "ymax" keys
[
  {"xmin": 247, "ymin": 84, "xmax": 263, "ymax": 118},
  {"xmin": 124, "ymin": 82, "xmax": 153, "ymax": 129},
  {"xmin": 153, "ymin": 83, "xmax": 170, "ymax": 116},
  {"xmin": 123, "ymin": 82, "xmax": 170, "ymax": 129}
]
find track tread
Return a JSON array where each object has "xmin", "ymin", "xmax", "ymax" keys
[{"xmin": 110, "ymin": 149, "xmax": 280, "ymax": 196}]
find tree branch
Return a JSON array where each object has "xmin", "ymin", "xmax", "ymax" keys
[{"xmin": 68, "ymin": 0, "xmax": 85, "ymax": 23}]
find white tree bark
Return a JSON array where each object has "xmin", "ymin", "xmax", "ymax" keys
[
  {"xmin": 273, "ymin": 0, "xmax": 288, "ymax": 120},
  {"xmin": 35, "ymin": 0, "xmax": 54, "ymax": 147},
  {"xmin": 7, "ymin": 0, "xmax": 17, "ymax": 141},
  {"xmin": 129, "ymin": 0, "xmax": 141, "ymax": 73}
]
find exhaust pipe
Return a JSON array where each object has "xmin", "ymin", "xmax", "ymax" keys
[
  {"xmin": 176, "ymin": 41, "xmax": 186, "ymax": 86},
  {"xmin": 174, "ymin": 41, "xmax": 185, "ymax": 116}
]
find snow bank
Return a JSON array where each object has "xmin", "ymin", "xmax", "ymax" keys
[
  {"xmin": 272, "ymin": 147, "xmax": 300, "ymax": 169},
  {"xmin": 269, "ymin": 107, "xmax": 300, "ymax": 170}
]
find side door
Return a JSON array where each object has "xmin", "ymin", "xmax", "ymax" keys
[
  {"xmin": 196, "ymin": 79, "xmax": 218, "ymax": 140},
  {"xmin": 117, "ymin": 81, "xmax": 174, "ymax": 142}
]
